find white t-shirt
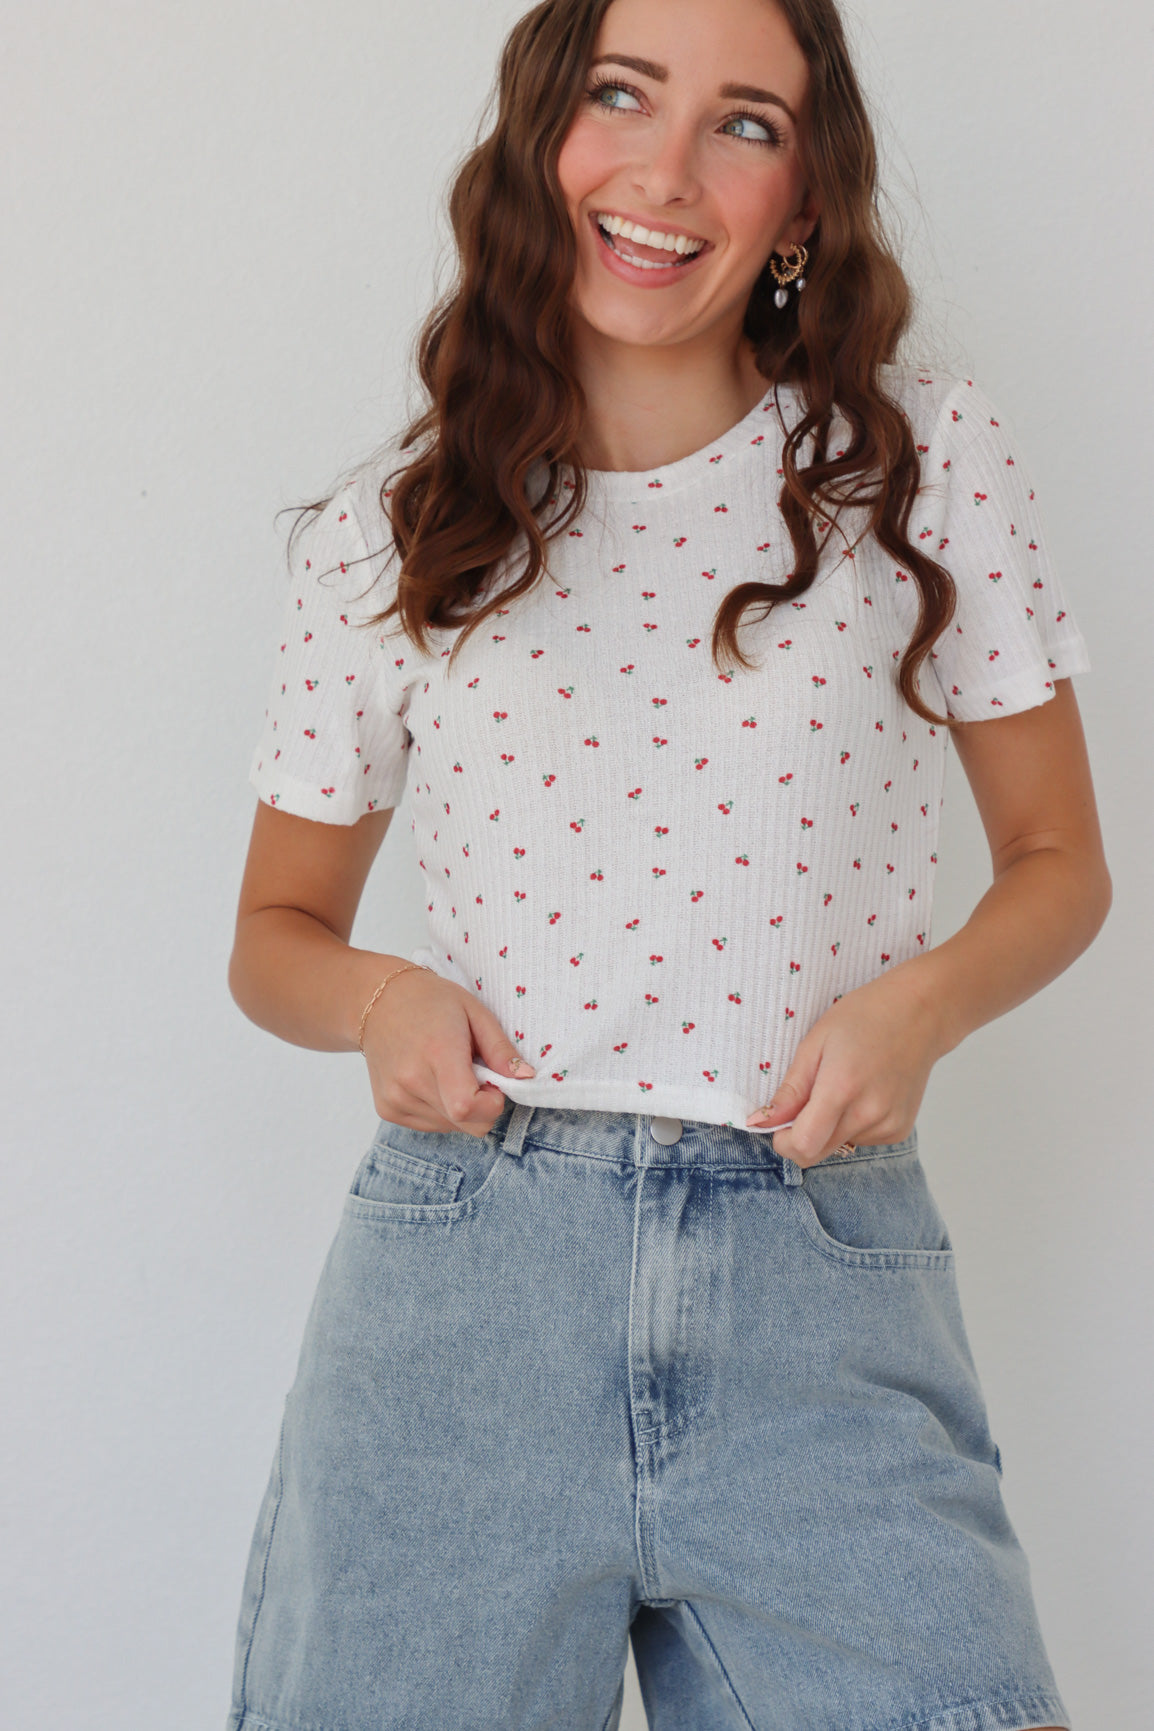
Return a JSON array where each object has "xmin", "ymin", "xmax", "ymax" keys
[{"xmin": 248, "ymin": 365, "xmax": 1091, "ymax": 1128}]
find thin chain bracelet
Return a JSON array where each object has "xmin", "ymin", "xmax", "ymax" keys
[{"xmin": 357, "ymin": 963, "xmax": 435, "ymax": 1054}]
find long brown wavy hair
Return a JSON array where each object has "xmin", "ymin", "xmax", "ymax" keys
[{"xmin": 296, "ymin": 0, "xmax": 959, "ymax": 729}]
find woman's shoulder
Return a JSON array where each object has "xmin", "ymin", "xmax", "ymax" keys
[{"xmin": 875, "ymin": 359, "xmax": 980, "ymax": 436}]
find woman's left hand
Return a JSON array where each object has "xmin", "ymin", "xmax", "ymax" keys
[{"xmin": 746, "ymin": 961, "xmax": 949, "ymax": 1167}]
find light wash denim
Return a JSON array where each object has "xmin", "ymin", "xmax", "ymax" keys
[{"xmin": 226, "ymin": 1098, "xmax": 1069, "ymax": 1731}]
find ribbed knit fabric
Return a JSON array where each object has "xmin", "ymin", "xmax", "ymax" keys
[{"xmin": 248, "ymin": 365, "xmax": 1091, "ymax": 1128}]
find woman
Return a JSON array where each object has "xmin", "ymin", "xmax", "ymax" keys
[{"xmin": 226, "ymin": 0, "xmax": 1108, "ymax": 1726}]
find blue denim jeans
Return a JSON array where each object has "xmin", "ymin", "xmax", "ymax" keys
[{"xmin": 226, "ymin": 1099, "xmax": 1069, "ymax": 1731}]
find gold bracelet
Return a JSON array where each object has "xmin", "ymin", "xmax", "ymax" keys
[{"xmin": 357, "ymin": 963, "xmax": 434, "ymax": 1054}]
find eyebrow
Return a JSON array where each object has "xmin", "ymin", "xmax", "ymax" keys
[{"xmin": 589, "ymin": 53, "xmax": 798, "ymax": 125}]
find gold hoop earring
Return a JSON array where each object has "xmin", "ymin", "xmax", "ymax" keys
[{"xmin": 768, "ymin": 242, "xmax": 808, "ymax": 308}]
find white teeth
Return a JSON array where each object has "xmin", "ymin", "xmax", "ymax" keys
[{"xmin": 595, "ymin": 213, "xmax": 705, "ymax": 256}]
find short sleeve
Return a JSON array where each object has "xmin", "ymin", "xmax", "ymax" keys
[
  {"xmin": 247, "ymin": 480, "xmax": 412, "ymax": 823},
  {"xmin": 911, "ymin": 377, "xmax": 1092, "ymax": 721}
]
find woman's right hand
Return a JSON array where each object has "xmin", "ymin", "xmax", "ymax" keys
[{"xmin": 360, "ymin": 967, "xmax": 535, "ymax": 1137}]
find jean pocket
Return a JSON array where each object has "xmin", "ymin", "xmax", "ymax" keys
[
  {"xmin": 344, "ymin": 1118, "xmax": 506, "ymax": 1225},
  {"xmin": 790, "ymin": 1134, "xmax": 956, "ymax": 1271}
]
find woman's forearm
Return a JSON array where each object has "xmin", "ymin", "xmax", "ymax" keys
[
  {"xmin": 898, "ymin": 845, "xmax": 1112, "ymax": 1061},
  {"xmin": 229, "ymin": 906, "xmax": 412, "ymax": 1053}
]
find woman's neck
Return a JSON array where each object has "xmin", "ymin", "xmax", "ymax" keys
[{"xmin": 572, "ymin": 340, "xmax": 771, "ymax": 474}]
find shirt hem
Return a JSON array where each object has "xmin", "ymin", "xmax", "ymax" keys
[{"xmin": 470, "ymin": 1063, "xmax": 778, "ymax": 1133}]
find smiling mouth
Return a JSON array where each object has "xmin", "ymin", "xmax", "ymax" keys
[{"xmin": 591, "ymin": 212, "xmax": 709, "ymax": 272}]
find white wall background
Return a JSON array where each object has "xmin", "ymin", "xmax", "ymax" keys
[{"xmin": 3, "ymin": 2, "xmax": 1150, "ymax": 1726}]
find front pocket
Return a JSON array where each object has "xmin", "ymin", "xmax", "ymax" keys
[
  {"xmin": 344, "ymin": 1119, "xmax": 507, "ymax": 1225},
  {"xmin": 790, "ymin": 1138, "xmax": 955, "ymax": 1271},
  {"xmin": 349, "ymin": 1140, "xmax": 466, "ymax": 1209}
]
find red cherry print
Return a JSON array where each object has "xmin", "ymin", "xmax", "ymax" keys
[
  {"xmin": 703, "ymin": 1069, "xmax": 718, "ymax": 1082},
  {"xmin": 651, "ymin": 696, "xmax": 668, "ymax": 707},
  {"xmin": 530, "ymin": 649, "xmax": 545, "ymax": 658},
  {"xmin": 558, "ymin": 686, "xmax": 574, "ymax": 699},
  {"xmin": 614, "ymin": 1042, "xmax": 629, "ymax": 1053},
  {"xmin": 759, "ymin": 1061, "xmax": 772, "ymax": 1073},
  {"xmin": 769, "ymin": 916, "xmax": 783, "ymax": 927},
  {"xmin": 694, "ymin": 757, "xmax": 709, "ymax": 769},
  {"xmin": 499, "ymin": 946, "xmax": 508, "ymax": 957},
  {"xmin": 712, "ymin": 937, "xmax": 727, "ymax": 951},
  {"xmin": 583, "ymin": 1001, "xmax": 598, "ymax": 1010},
  {"xmin": 548, "ymin": 911, "xmax": 561, "ymax": 924},
  {"xmin": 653, "ymin": 737, "xmax": 668, "ymax": 748},
  {"xmin": 542, "ymin": 774, "xmax": 556, "ymax": 786},
  {"xmin": 576, "ymin": 623, "xmax": 591, "ymax": 633},
  {"xmin": 717, "ymin": 800, "xmax": 733, "ymax": 815},
  {"xmin": 637, "ymin": 1081, "xmax": 653, "ymax": 1091},
  {"xmin": 641, "ymin": 590, "xmax": 656, "ymax": 600},
  {"xmin": 880, "ymin": 953, "xmax": 891, "ymax": 963},
  {"xmin": 689, "ymin": 890, "xmax": 704, "ymax": 902},
  {"xmin": 644, "ymin": 994, "xmax": 659, "ymax": 1005},
  {"xmin": 493, "ymin": 710, "xmax": 508, "ymax": 721},
  {"xmin": 654, "ymin": 826, "xmax": 669, "ymax": 837},
  {"xmin": 569, "ymin": 819, "xmax": 585, "ymax": 832},
  {"xmin": 627, "ymin": 788, "xmax": 643, "ymax": 800},
  {"xmin": 620, "ymin": 664, "xmax": 635, "ymax": 674},
  {"xmin": 539, "ymin": 1043, "xmax": 552, "ymax": 1058},
  {"xmin": 686, "ymin": 638, "xmax": 702, "ymax": 648},
  {"xmin": 583, "ymin": 736, "xmax": 599, "ymax": 747},
  {"xmin": 682, "ymin": 1022, "xmax": 695, "ymax": 1033},
  {"xmin": 796, "ymin": 862, "xmax": 808, "ymax": 875},
  {"xmin": 515, "ymin": 984, "xmax": 526, "ymax": 996},
  {"xmin": 651, "ymin": 867, "xmax": 666, "ymax": 878},
  {"xmin": 649, "ymin": 954, "xmax": 663, "ymax": 965},
  {"xmin": 625, "ymin": 918, "xmax": 640, "ymax": 930},
  {"xmin": 727, "ymin": 993, "xmax": 742, "ymax": 1005},
  {"xmin": 742, "ymin": 716, "xmax": 757, "ymax": 728},
  {"xmin": 800, "ymin": 817, "xmax": 814, "ymax": 829},
  {"xmin": 779, "ymin": 773, "xmax": 793, "ymax": 784},
  {"xmin": 735, "ymin": 855, "xmax": 749, "ymax": 867},
  {"xmin": 555, "ymin": 586, "xmax": 571, "ymax": 599},
  {"xmin": 489, "ymin": 808, "xmax": 500, "ymax": 821},
  {"xmin": 513, "ymin": 846, "xmax": 525, "ymax": 856},
  {"xmin": 823, "ymin": 893, "xmax": 833, "ymax": 906},
  {"xmin": 784, "ymin": 1008, "xmax": 795, "ymax": 1020},
  {"xmin": 590, "ymin": 869, "xmax": 604, "ymax": 881},
  {"xmin": 500, "ymin": 753, "xmax": 515, "ymax": 765},
  {"xmin": 569, "ymin": 953, "xmax": 583, "ymax": 966},
  {"xmin": 789, "ymin": 961, "xmax": 801, "ymax": 974},
  {"xmin": 809, "ymin": 719, "xmax": 823, "ymax": 732}
]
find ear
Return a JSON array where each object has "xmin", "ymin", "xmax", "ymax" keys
[{"xmin": 789, "ymin": 187, "xmax": 822, "ymax": 250}]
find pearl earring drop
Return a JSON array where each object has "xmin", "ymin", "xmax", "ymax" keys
[{"xmin": 769, "ymin": 242, "xmax": 808, "ymax": 309}]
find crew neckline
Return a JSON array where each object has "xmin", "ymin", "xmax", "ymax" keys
[{"xmin": 567, "ymin": 378, "xmax": 797, "ymax": 505}]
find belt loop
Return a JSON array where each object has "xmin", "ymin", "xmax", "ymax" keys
[
  {"xmin": 771, "ymin": 1136, "xmax": 803, "ymax": 1186},
  {"xmin": 501, "ymin": 1101, "xmax": 534, "ymax": 1158}
]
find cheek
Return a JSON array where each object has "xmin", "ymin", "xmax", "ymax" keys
[
  {"xmin": 556, "ymin": 118, "xmax": 622, "ymax": 204},
  {"xmin": 725, "ymin": 168, "xmax": 802, "ymax": 253}
]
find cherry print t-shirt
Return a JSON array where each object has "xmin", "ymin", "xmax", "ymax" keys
[{"xmin": 248, "ymin": 365, "xmax": 1092, "ymax": 1129}]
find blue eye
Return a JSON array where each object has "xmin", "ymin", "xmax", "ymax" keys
[{"xmin": 583, "ymin": 75, "xmax": 785, "ymax": 150}]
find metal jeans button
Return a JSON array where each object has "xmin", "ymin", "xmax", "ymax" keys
[{"xmin": 649, "ymin": 1116, "xmax": 683, "ymax": 1145}]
